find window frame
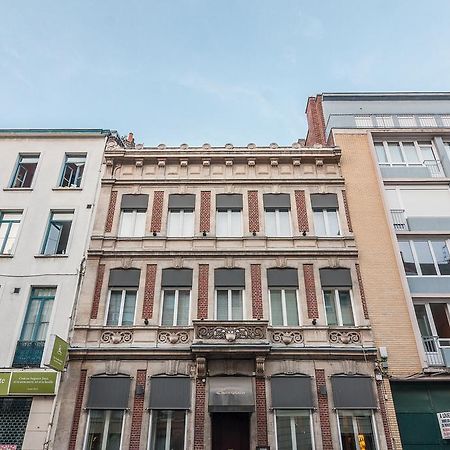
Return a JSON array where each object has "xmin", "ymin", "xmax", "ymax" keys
[
  {"xmin": 118, "ymin": 209, "xmax": 147, "ymax": 237},
  {"xmin": 322, "ymin": 289, "xmax": 355, "ymax": 327},
  {"xmin": 59, "ymin": 153, "xmax": 87, "ymax": 188},
  {"xmin": 9, "ymin": 153, "xmax": 40, "ymax": 189},
  {"xmin": 147, "ymin": 409, "xmax": 188, "ymax": 450},
  {"xmin": 0, "ymin": 210, "xmax": 23, "ymax": 255},
  {"xmin": 269, "ymin": 288, "xmax": 300, "ymax": 327},
  {"xmin": 313, "ymin": 208, "xmax": 341, "ymax": 237},
  {"xmin": 104, "ymin": 288, "xmax": 138, "ymax": 326},
  {"xmin": 336, "ymin": 410, "xmax": 380, "ymax": 450},
  {"xmin": 273, "ymin": 409, "xmax": 315, "ymax": 450},
  {"xmin": 214, "ymin": 288, "xmax": 245, "ymax": 321},
  {"xmin": 413, "ymin": 300, "xmax": 450, "ymax": 337},
  {"xmin": 41, "ymin": 210, "xmax": 74, "ymax": 255},
  {"xmin": 374, "ymin": 140, "xmax": 438, "ymax": 167},
  {"xmin": 167, "ymin": 209, "xmax": 195, "ymax": 237},
  {"xmin": 160, "ymin": 289, "xmax": 192, "ymax": 326},
  {"xmin": 264, "ymin": 208, "xmax": 292, "ymax": 237},
  {"xmin": 82, "ymin": 409, "xmax": 126, "ymax": 450},
  {"xmin": 215, "ymin": 208, "xmax": 243, "ymax": 237}
]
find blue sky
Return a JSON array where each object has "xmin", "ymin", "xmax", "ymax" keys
[{"xmin": 1, "ymin": 0, "xmax": 450, "ymax": 146}]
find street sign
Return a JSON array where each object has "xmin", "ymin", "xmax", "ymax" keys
[
  {"xmin": 0, "ymin": 373, "xmax": 11, "ymax": 396},
  {"xmin": 9, "ymin": 371, "xmax": 57, "ymax": 395},
  {"xmin": 437, "ymin": 411, "xmax": 450, "ymax": 439},
  {"xmin": 44, "ymin": 334, "xmax": 68, "ymax": 372}
]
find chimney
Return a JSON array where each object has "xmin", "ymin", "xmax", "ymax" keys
[{"xmin": 124, "ymin": 132, "xmax": 135, "ymax": 149}]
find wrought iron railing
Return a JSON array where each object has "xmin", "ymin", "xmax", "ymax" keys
[
  {"xmin": 12, "ymin": 340, "xmax": 45, "ymax": 367},
  {"xmin": 390, "ymin": 209, "xmax": 408, "ymax": 231}
]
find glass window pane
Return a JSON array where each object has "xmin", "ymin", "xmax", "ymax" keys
[
  {"xmin": 339, "ymin": 291, "xmax": 354, "ymax": 326},
  {"xmin": 275, "ymin": 415, "xmax": 293, "ymax": 450},
  {"xmin": 169, "ymin": 410, "xmax": 186, "ymax": 450},
  {"xmin": 86, "ymin": 410, "xmax": 106, "ymax": 450},
  {"xmin": 43, "ymin": 222, "xmax": 61, "ymax": 254},
  {"xmin": 293, "ymin": 414, "xmax": 313, "ymax": 450},
  {"xmin": 374, "ymin": 143, "xmax": 387, "ymax": 163},
  {"xmin": 122, "ymin": 291, "xmax": 136, "ymax": 325},
  {"xmin": 419, "ymin": 144, "xmax": 435, "ymax": 161},
  {"xmin": 216, "ymin": 290, "xmax": 228, "ymax": 320},
  {"xmin": 107, "ymin": 291, "xmax": 122, "ymax": 326},
  {"xmin": 430, "ymin": 303, "xmax": 450, "ymax": 338},
  {"xmin": 399, "ymin": 241, "xmax": 418, "ymax": 275},
  {"xmin": 285, "ymin": 290, "xmax": 299, "ymax": 326},
  {"xmin": 162, "ymin": 291, "xmax": 175, "ymax": 325},
  {"xmin": 324, "ymin": 290, "xmax": 338, "ymax": 325},
  {"xmin": 34, "ymin": 300, "xmax": 52, "ymax": 340},
  {"xmin": 230, "ymin": 210, "xmax": 242, "ymax": 236},
  {"xmin": 177, "ymin": 290, "xmax": 190, "ymax": 325},
  {"xmin": 278, "ymin": 210, "xmax": 291, "ymax": 236},
  {"xmin": 270, "ymin": 290, "xmax": 283, "ymax": 326},
  {"xmin": 105, "ymin": 410, "xmax": 124, "ymax": 450},
  {"xmin": 134, "ymin": 212, "xmax": 146, "ymax": 236},
  {"xmin": 414, "ymin": 304, "xmax": 433, "ymax": 337},
  {"xmin": 402, "ymin": 142, "xmax": 420, "ymax": 164},
  {"xmin": 20, "ymin": 299, "xmax": 40, "ymax": 341},
  {"xmin": 431, "ymin": 241, "xmax": 450, "ymax": 275},
  {"xmin": 231, "ymin": 290, "xmax": 243, "ymax": 320},
  {"xmin": 327, "ymin": 210, "xmax": 340, "ymax": 236},
  {"xmin": 119, "ymin": 211, "xmax": 134, "ymax": 237},
  {"xmin": 167, "ymin": 211, "xmax": 181, "ymax": 237},
  {"xmin": 313, "ymin": 210, "xmax": 326, "ymax": 235},
  {"xmin": 415, "ymin": 241, "xmax": 437, "ymax": 275},
  {"xmin": 182, "ymin": 210, "xmax": 194, "ymax": 236},
  {"xmin": 355, "ymin": 415, "xmax": 377, "ymax": 450},
  {"xmin": 265, "ymin": 210, "xmax": 277, "ymax": 236},
  {"xmin": 216, "ymin": 210, "xmax": 228, "ymax": 236},
  {"xmin": 388, "ymin": 143, "xmax": 404, "ymax": 164},
  {"xmin": 152, "ymin": 410, "xmax": 186, "ymax": 450}
]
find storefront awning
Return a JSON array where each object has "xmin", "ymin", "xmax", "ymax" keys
[{"xmin": 209, "ymin": 377, "xmax": 254, "ymax": 412}]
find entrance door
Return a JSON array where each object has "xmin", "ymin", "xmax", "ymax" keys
[{"xmin": 211, "ymin": 413, "xmax": 250, "ymax": 450}]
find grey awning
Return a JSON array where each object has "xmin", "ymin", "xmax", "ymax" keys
[
  {"xmin": 120, "ymin": 194, "xmax": 149, "ymax": 210},
  {"xmin": 149, "ymin": 377, "xmax": 191, "ymax": 410},
  {"xmin": 168, "ymin": 194, "xmax": 195, "ymax": 210},
  {"xmin": 310, "ymin": 193, "xmax": 338, "ymax": 209},
  {"xmin": 161, "ymin": 268, "xmax": 193, "ymax": 288},
  {"xmin": 271, "ymin": 376, "xmax": 313, "ymax": 409},
  {"xmin": 216, "ymin": 194, "xmax": 243, "ymax": 210},
  {"xmin": 108, "ymin": 268, "xmax": 141, "ymax": 288},
  {"xmin": 86, "ymin": 376, "xmax": 131, "ymax": 409},
  {"xmin": 319, "ymin": 268, "xmax": 352, "ymax": 288},
  {"xmin": 263, "ymin": 193, "xmax": 291, "ymax": 209},
  {"xmin": 267, "ymin": 268, "xmax": 298, "ymax": 288},
  {"xmin": 209, "ymin": 377, "xmax": 254, "ymax": 412},
  {"xmin": 332, "ymin": 376, "xmax": 377, "ymax": 409},
  {"xmin": 214, "ymin": 268, "xmax": 245, "ymax": 288}
]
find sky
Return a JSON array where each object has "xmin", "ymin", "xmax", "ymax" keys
[{"xmin": 1, "ymin": 0, "xmax": 450, "ymax": 146}]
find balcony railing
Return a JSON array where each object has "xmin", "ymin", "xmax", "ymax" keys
[
  {"xmin": 423, "ymin": 160, "xmax": 444, "ymax": 178},
  {"xmin": 12, "ymin": 340, "xmax": 45, "ymax": 367},
  {"xmin": 390, "ymin": 209, "xmax": 408, "ymax": 231},
  {"xmin": 422, "ymin": 336, "xmax": 450, "ymax": 367}
]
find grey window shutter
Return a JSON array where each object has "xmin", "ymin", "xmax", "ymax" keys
[
  {"xmin": 86, "ymin": 376, "xmax": 131, "ymax": 409},
  {"xmin": 149, "ymin": 377, "xmax": 191, "ymax": 409},
  {"xmin": 319, "ymin": 268, "xmax": 352, "ymax": 288},
  {"xmin": 216, "ymin": 194, "xmax": 243, "ymax": 210},
  {"xmin": 271, "ymin": 376, "xmax": 313, "ymax": 409},
  {"xmin": 168, "ymin": 194, "xmax": 196, "ymax": 210},
  {"xmin": 310, "ymin": 193, "xmax": 339, "ymax": 209},
  {"xmin": 120, "ymin": 194, "xmax": 149, "ymax": 210},
  {"xmin": 214, "ymin": 268, "xmax": 245, "ymax": 288},
  {"xmin": 161, "ymin": 268, "xmax": 193, "ymax": 288},
  {"xmin": 267, "ymin": 268, "xmax": 298, "ymax": 288},
  {"xmin": 331, "ymin": 375, "xmax": 377, "ymax": 409},
  {"xmin": 108, "ymin": 268, "xmax": 141, "ymax": 288},
  {"xmin": 263, "ymin": 193, "xmax": 291, "ymax": 209}
]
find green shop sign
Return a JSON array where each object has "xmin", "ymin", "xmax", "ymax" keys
[
  {"xmin": 44, "ymin": 334, "xmax": 69, "ymax": 372},
  {"xmin": 9, "ymin": 372, "xmax": 57, "ymax": 395},
  {"xmin": 0, "ymin": 373, "xmax": 11, "ymax": 396}
]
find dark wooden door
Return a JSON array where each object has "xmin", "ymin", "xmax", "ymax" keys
[{"xmin": 211, "ymin": 413, "xmax": 250, "ymax": 450}]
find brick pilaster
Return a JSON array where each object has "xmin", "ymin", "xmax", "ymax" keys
[
  {"xmin": 356, "ymin": 263, "xmax": 370, "ymax": 320},
  {"xmin": 303, "ymin": 264, "xmax": 318, "ymax": 319},
  {"xmin": 104, "ymin": 190, "xmax": 117, "ymax": 233},
  {"xmin": 376, "ymin": 380, "xmax": 394, "ymax": 450},
  {"xmin": 255, "ymin": 378, "xmax": 268, "ymax": 446},
  {"xmin": 142, "ymin": 264, "xmax": 157, "ymax": 319},
  {"xmin": 250, "ymin": 264, "xmax": 263, "ymax": 319},
  {"xmin": 200, "ymin": 191, "xmax": 211, "ymax": 233},
  {"xmin": 68, "ymin": 369, "xmax": 87, "ymax": 450},
  {"xmin": 90, "ymin": 263, "xmax": 105, "ymax": 319},
  {"xmin": 197, "ymin": 264, "xmax": 209, "ymax": 319},
  {"xmin": 315, "ymin": 369, "xmax": 332, "ymax": 450},
  {"xmin": 294, "ymin": 190, "xmax": 309, "ymax": 232},
  {"xmin": 305, "ymin": 95, "xmax": 327, "ymax": 146},
  {"xmin": 129, "ymin": 369, "xmax": 147, "ymax": 450},
  {"xmin": 248, "ymin": 191, "xmax": 260, "ymax": 233},
  {"xmin": 150, "ymin": 191, "xmax": 164, "ymax": 233},
  {"xmin": 342, "ymin": 190, "xmax": 353, "ymax": 233},
  {"xmin": 194, "ymin": 379, "xmax": 206, "ymax": 450}
]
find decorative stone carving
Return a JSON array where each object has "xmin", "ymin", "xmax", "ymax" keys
[
  {"xmin": 255, "ymin": 357, "xmax": 265, "ymax": 376},
  {"xmin": 158, "ymin": 330, "xmax": 190, "ymax": 344},
  {"xmin": 271, "ymin": 330, "xmax": 304, "ymax": 345},
  {"xmin": 329, "ymin": 330, "xmax": 361, "ymax": 345},
  {"xmin": 197, "ymin": 324, "xmax": 266, "ymax": 341},
  {"xmin": 101, "ymin": 330, "xmax": 133, "ymax": 344},
  {"xmin": 196, "ymin": 357, "xmax": 207, "ymax": 378},
  {"xmin": 121, "ymin": 257, "xmax": 132, "ymax": 269}
]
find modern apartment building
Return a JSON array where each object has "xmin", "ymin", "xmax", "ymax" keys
[
  {"xmin": 306, "ymin": 92, "xmax": 450, "ymax": 449},
  {"xmin": 0, "ymin": 129, "xmax": 113, "ymax": 450},
  {"xmin": 53, "ymin": 137, "xmax": 393, "ymax": 450}
]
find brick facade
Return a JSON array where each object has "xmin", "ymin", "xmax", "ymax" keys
[
  {"xmin": 248, "ymin": 190, "xmax": 260, "ymax": 233},
  {"xmin": 250, "ymin": 264, "xmax": 263, "ymax": 319},
  {"xmin": 305, "ymin": 95, "xmax": 327, "ymax": 146},
  {"xmin": 129, "ymin": 369, "xmax": 147, "ymax": 450},
  {"xmin": 294, "ymin": 190, "xmax": 309, "ymax": 232},
  {"xmin": 68, "ymin": 369, "xmax": 87, "ymax": 450},
  {"xmin": 150, "ymin": 190, "xmax": 164, "ymax": 233},
  {"xmin": 303, "ymin": 264, "xmax": 319, "ymax": 319},
  {"xmin": 142, "ymin": 264, "xmax": 157, "ymax": 319},
  {"xmin": 197, "ymin": 264, "xmax": 209, "ymax": 319},
  {"xmin": 200, "ymin": 191, "xmax": 211, "ymax": 233},
  {"xmin": 90, "ymin": 263, "xmax": 105, "ymax": 319},
  {"xmin": 194, "ymin": 379, "xmax": 206, "ymax": 450},
  {"xmin": 104, "ymin": 190, "xmax": 117, "ymax": 233},
  {"xmin": 356, "ymin": 263, "xmax": 370, "ymax": 320},
  {"xmin": 315, "ymin": 369, "xmax": 332, "ymax": 450},
  {"xmin": 342, "ymin": 189, "xmax": 353, "ymax": 233},
  {"xmin": 255, "ymin": 378, "xmax": 268, "ymax": 447},
  {"xmin": 376, "ymin": 380, "xmax": 394, "ymax": 450}
]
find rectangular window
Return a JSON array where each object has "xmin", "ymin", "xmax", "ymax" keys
[
  {"xmin": 323, "ymin": 289, "xmax": 354, "ymax": 326},
  {"xmin": 275, "ymin": 410, "xmax": 314, "ymax": 450},
  {"xmin": 265, "ymin": 209, "xmax": 291, "ymax": 237},
  {"xmin": 118, "ymin": 210, "xmax": 146, "ymax": 237},
  {"xmin": 10, "ymin": 154, "xmax": 39, "ymax": 188},
  {"xmin": 0, "ymin": 211, "xmax": 22, "ymax": 254},
  {"xmin": 59, "ymin": 154, "xmax": 86, "ymax": 187},
  {"xmin": 313, "ymin": 209, "xmax": 340, "ymax": 236},
  {"xmin": 161, "ymin": 290, "xmax": 190, "ymax": 326},
  {"xmin": 167, "ymin": 210, "xmax": 194, "ymax": 237},
  {"xmin": 216, "ymin": 209, "xmax": 242, "ymax": 237},
  {"xmin": 41, "ymin": 211, "xmax": 73, "ymax": 255},
  {"xmin": 149, "ymin": 410, "xmax": 186, "ymax": 450},
  {"xmin": 216, "ymin": 289, "xmax": 243, "ymax": 320},
  {"xmin": 270, "ymin": 289, "xmax": 299, "ymax": 326},
  {"xmin": 106, "ymin": 289, "xmax": 137, "ymax": 326},
  {"xmin": 338, "ymin": 410, "xmax": 378, "ymax": 450},
  {"xmin": 13, "ymin": 287, "xmax": 55, "ymax": 367},
  {"xmin": 399, "ymin": 240, "xmax": 450, "ymax": 276},
  {"xmin": 84, "ymin": 409, "xmax": 124, "ymax": 450}
]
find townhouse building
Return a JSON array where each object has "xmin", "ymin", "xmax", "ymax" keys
[
  {"xmin": 0, "ymin": 129, "xmax": 112, "ymax": 449},
  {"xmin": 54, "ymin": 137, "xmax": 393, "ymax": 450},
  {"xmin": 306, "ymin": 92, "xmax": 450, "ymax": 449}
]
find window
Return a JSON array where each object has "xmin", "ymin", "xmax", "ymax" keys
[
  {"xmin": 41, "ymin": 211, "xmax": 73, "ymax": 255},
  {"xmin": 338, "ymin": 410, "xmax": 377, "ymax": 450},
  {"xmin": 270, "ymin": 289, "xmax": 299, "ymax": 326},
  {"xmin": 161, "ymin": 290, "xmax": 190, "ymax": 326},
  {"xmin": 59, "ymin": 154, "xmax": 86, "ymax": 187},
  {"xmin": 399, "ymin": 240, "xmax": 450, "ymax": 276},
  {"xmin": 323, "ymin": 290, "xmax": 354, "ymax": 326},
  {"xmin": 150, "ymin": 410, "xmax": 186, "ymax": 450},
  {"xmin": 374, "ymin": 141, "xmax": 439, "ymax": 168},
  {"xmin": 263, "ymin": 194, "xmax": 291, "ymax": 237},
  {"xmin": 275, "ymin": 410, "xmax": 314, "ymax": 450},
  {"xmin": 10, "ymin": 154, "xmax": 39, "ymax": 188},
  {"xmin": 216, "ymin": 194, "xmax": 243, "ymax": 237},
  {"xmin": 313, "ymin": 209, "xmax": 340, "ymax": 236},
  {"xmin": 106, "ymin": 289, "xmax": 137, "ymax": 326},
  {"xmin": 119, "ymin": 210, "xmax": 146, "ymax": 237},
  {"xmin": 13, "ymin": 287, "xmax": 55, "ymax": 367},
  {"xmin": 216, "ymin": 289, "xmax": 243, "ymax": 320},
  {"xmin": 167, "ymin": 194, "xmax": 195, "ymax": 237},
  {"xmin": 84, "ymin": 409, "xmax": 124, "ymax": 450},
  {"xmin": 414, "ymin": 302, "xmax": 450, "ymax": 340},
  {"xmin": 0, "ymin": 211, "xmax": 22, "ymax": 254}
]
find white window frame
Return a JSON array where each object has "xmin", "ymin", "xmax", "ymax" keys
[
  {"xmin": 322, "ymin": 289, "xmax": 356, "ymax": 326},
  {"xmin": 118, "ymin": 209, "xmax": 146, "ymax": 237},
  {"xmin": 0, "ymin": 210, "xmax": 23, "ymax": 255},
  {"xmin": 374, "ymin": 140, "xmax": 439, "ymax": 167},
  {"xmin": 147, "ymin": 410, "xmax": 188, "ymax": 450},
  {"xmin": 313, "ymin": 209, "xmax": 341, "ymax": 236},
  {"xmin": 167, "ymin": 209, "xmax": 194, "ymax": 237},
  {"xmin": 265, "ymin": 208, "xmax": 292, "ymax": 237},
  {"xmin": 269, "ymin": 289, "xmax": 300, "ymax": 326},
  {"xmin": 104, "ymin": 288, "xmax": 138, "ymax": 326},
  {"xmin": 214, "ymin": 289, "xmax": 245, "ymax": 321},
  {"xmin": 59, "ymin": 153, "xmax": 87, "ymax": 188},
  {"xmin": 9, "ymin": 153, "xmax": 40, "ymax": 189},
  {"xmin": 215, "ymin": 209, "xmax": 242, "ymax": 237},
  {"xmin": 414, "ymin": 301, "xmax": 450, "ymax": 337},
  {"xmin": 41, "ymin": 210, "xmax": 74, "ymax": 255},
  {"xmin": 273, "ymin": 409, "xmax": 315, "ymax": 450},
  {"xmin": 336, "ymin": 410, "xmax": 380, "ymax": 450},
  {"xmin": 402, "ymin": 239, "xmax": 450, "ymax": 277},
  {"xmin": 83, "ymin": 409, "xmax": 126, "ymax": 450},
  {"xmin": 160, "ymin": 289, "xmax": 192, "ymax": 326}
]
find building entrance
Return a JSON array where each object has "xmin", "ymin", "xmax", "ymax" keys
[{"xmin": 211, "ymin": 412, "xmax": 250, "ymax": 450}]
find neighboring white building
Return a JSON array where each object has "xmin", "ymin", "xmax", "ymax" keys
[{"xmin": 0, "ymin": 129, "xmax": 115, "ymax": 450}]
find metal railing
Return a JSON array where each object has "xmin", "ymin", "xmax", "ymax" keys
[
  {"xmin": 422, "ymin": 336, "xmax": 445, "ymax": 366},
  {"xmin": 423, "ymin": 160, "xmax": 444, "ymax": 178},
  {"xmin": 390, "ymin": 209, "xmax": 408, "ymax": 231},
  {"xmin": 12, "ymin": 340, "xmax": 45, "ymax": 367}
]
